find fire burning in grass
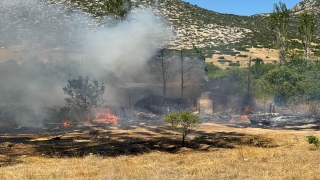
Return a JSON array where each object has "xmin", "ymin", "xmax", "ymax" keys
[
  {"xmin": 228, "ymin": 115, "xmax": 250, "ymax": 124},
  {"xmin": 87, "ymin": 106, "xmax": 118, "ymax": 125},
  {"xmin": 62, "ymin": 121, "xmax": 72, "ymax": 128},
  {"xmin": 241, "ymin": 115, "xmax": 250, "ymax": 122}
]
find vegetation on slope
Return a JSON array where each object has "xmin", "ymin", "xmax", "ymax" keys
[{"xmin": 56, "ymin": 0, "xmax": 320, "ymax": 58}]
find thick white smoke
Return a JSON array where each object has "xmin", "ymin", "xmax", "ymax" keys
[
  {"xmin": 0, "ymin": 0, "xmax": 173, "ymax": 126},
  {"xmin": 84, "ymin": 9, "xmax": 171, "ymax": 82}
]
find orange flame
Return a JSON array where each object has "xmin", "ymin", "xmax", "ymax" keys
[
  {"xmin": 62, "ymin": 121, "xmax": 72, "ymax": 128},
  {"xmin": 229, "ymin": 119, "xmax": 236, "ymax": 123},
  {"xmin": 90, "ymin": 107, "xmax": 118, "ymax": 125},
  {"xmin": 241, "ymin": 115, "xmax": 250, "ymax": 121}
]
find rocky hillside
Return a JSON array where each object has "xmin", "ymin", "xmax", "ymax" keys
[
  {"xmin": 1, "ymin": 0, "xmax": 319, "ymax": 60},
  {"xmin": 292, "ymin": 0, "xmax": 320, "ymax": 12}
]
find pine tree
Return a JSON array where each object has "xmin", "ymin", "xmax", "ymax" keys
[
  {"xmin": 269, "ymin": 1, "xmax": 290, "ymax": 63},
  {"xmin": 298, "ymin": 10, "xmax": 315, "ymax": 60}
]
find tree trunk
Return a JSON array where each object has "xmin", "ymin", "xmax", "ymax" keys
[
  {"xmin": 161, "ymin": 49, "xmax": 167, "ymax": 104},
  {"xmin": 180, "ymin": 50, "xmax": 184, "ymax": 107},
  {"xmin": 277, "ymin": 30, "xmax": 286, "ymax": 63},
  {"xmin": 182, "ymin": 131, "xmax": 186, "ymax": 147},
  {"xmin": 247, "ymin": 57, "xmax": 252, "ymax": 95}
]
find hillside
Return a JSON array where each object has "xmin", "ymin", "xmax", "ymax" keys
[
  {"xmin": 292, "ymin": 0, "xmax": 320, "ymax": 12},
  {"xmin": 1, "ymin": 0, "xmax": 320, "ymax": 62}
]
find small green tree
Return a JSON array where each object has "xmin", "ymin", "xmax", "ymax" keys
[
  {"xmin": 298, "ymin": 10, "xmax": 315, "ymax": 60},
  {"xmin": 164, "ymin": 111, "xmax": 201, "ymax": 146},
  {"xmin": 269, "ymin": 1, "xmax": 289, "ymax": 63},
  {"xmin": 63, "ymin": 76, "xmax": 105, "ymax": 117}
]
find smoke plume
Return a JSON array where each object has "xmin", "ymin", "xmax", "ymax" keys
[{"xmin": 0, "ymin": 0, "xmax": 173, "ymax": 126}]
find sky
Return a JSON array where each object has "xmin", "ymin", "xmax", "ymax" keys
[{"xmin": 182, "ymin": 0, "xmax": 302, "ymax": 16}]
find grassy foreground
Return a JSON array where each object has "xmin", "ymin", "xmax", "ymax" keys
[{"xmin": 1, "ymin": 123, "xmax": 320, "ymax": 180}]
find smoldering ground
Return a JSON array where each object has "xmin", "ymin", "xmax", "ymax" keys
[{"xmin": 0, "ymin": 0, "xmax": 173, "ymax": 126}]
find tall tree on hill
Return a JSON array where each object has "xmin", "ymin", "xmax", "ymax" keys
[
  {"xmin": 298, "ymin": 10, "xmax": 315, "ymax": 60},
  {"xmin": 179, "ymin": 50, "xmax": 190, "ymax": 106},
  {"xmin": 178, "ymin": 48, "xmax": 204, "ymax": 109},
  {"xmin": 269, "ymin": 1, "xmax": 290, "ymax": 64},
  {"xmin": 151, "ymin": 49, "xmax": 177, "ymax": 104}
]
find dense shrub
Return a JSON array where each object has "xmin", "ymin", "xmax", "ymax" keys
[
  {"xmin": 237, "ymin": 54, "xmax": 248, "ymax": 58},
  {"xmin": 217, "ymin": 59, "xmax": 232, "ymax": 64},
  {"xmin": 235, "ymin": 47, "xmax": 250, "ymax": 52},
  {"xmin": 205, "ymin": 63, "xmax": 227, "ymax": 79},
  {"xmin": 229, "ymin": 61, "xmax": 240, "ymax": 66},
  {"xmin": 251, "ymin": 58, "xmax": 276, "ymax": 79}
]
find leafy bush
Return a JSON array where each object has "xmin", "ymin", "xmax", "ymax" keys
[
  {"xmin": 63, "ymin": 76, "xmax": 105, "ymax": 116},
  {"xmin": 307, "ymin": 135, "xmax": 320, "ymax": 149},
  {"xmin": 237, "ymin": 54, "xmax": 248, "ymax": 58},
  {"xmin": 251, "ymin": 58, "xmax": 276, "ymax": 79},
  {"xmin": 205, "ymin": 62, "xmax": 220, "ymax": 73},
  {"xmin": 230, "ymin": 51, "xmax": 241, "ymax": 56},
  {"xmin": 205, "ymin": 63, "xmax": 227, "ymax": 79},
  {"xmin": 314, "ymin": 50, "xmax": 320, "ymax": 57},
  {"xmin": 288, "ymin": 40, "xmax": 303, "ymax": 49},
  {"xmin": 263, "ymin": 66, "xmax": 307, "ymax": 104},
  {"xmin": 217, "ymin": 59, "xmax": 232, "ymax": 64},
  {"xmin": 229, "ymin": 61, "xmax": 240, "ymax": 66}
]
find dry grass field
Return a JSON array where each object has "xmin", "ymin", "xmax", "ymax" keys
[
  {"xmin": 1, "ymin": 123, "xmax": 320, "ymax": 180},
  {"xmin": 206, "ymin": 47, "xmax": 279, "ymax": 69}
]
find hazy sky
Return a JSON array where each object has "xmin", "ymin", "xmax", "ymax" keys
[{"xmin": 182, "ymin": 0, "xmax": 302, "ymax": 16}]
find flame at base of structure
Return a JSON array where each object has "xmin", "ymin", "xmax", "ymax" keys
[
  {"xmin": 87, "ymin": 106, "xmax": 118, "ymax": 125},
  {"xmin": 241, "ymin": 115, "xmax": 250, "ymax": 122}
]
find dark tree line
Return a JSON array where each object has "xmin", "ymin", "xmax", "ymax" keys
[{"xmin": 150, "ymin": 47, "xmax": 205, "ymax": 110}]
